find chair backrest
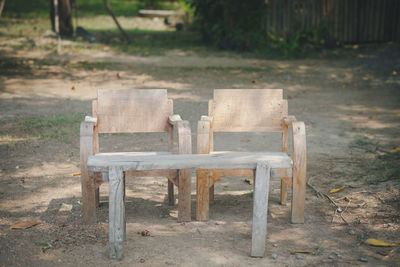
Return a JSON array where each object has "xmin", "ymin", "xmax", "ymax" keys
[
  {"xmin": 93, "ymin": 89, "xmax": 173, "ymax": 133},
  {"xmin": 209, "ymin": 89, "xmax": 288, "ymax": 132}
]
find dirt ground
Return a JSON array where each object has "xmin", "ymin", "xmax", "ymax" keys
[{"xmin": 1, "ymin": 21, "xmax": 400, "ymax": 266}]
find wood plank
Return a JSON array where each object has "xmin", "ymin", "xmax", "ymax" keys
[
  {"xmin": 176, "ymin": 120, "xmax": 192, "ymax": 222},
  {"xmin": 96, "ymin": 89, "xmax": 173, "ymax": 133},
  {"xmin": 108, "ymin": 166, "xmax": 125, "ymax": 259},
  {"xmin": 167, "ymin": 105, "xmax": 175, "ymax": 205},
  {"xmin": 80, "ymin": 121, "xmax": 97, "ymax": 224},
  {"xmin": 196, "ymin": 169, "xmax": 209, "ymax": 221},
  {"xmin": 87, "ymin": 152, "xmax": 292, "ymax": 172},
  {"xmin": 210, "ymin": 89, "xmax": 287, "ymax": 132},
  {"xmin": 291, "ymin": 122, "xmax": 307, "ymax": 223},
  {"xmin": 251, "ymin": 162, "xmax": 270, "ymax": 257}
]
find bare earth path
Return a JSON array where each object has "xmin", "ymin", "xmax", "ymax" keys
[{"xmin": 0, "ymin": 40, "xmax": 399, "ymax": 266}]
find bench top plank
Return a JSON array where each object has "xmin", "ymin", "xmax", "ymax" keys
[{"xmin": 87, "ymin": 151, "xmax": 292, "ymax": 172}]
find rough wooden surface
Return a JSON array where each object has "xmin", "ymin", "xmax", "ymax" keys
[
  {"xmin": 80, "ymin": 121, "xmax": 97, "ymax": 224},
  {"xmin": 210, "ymin": 89, "xmax": 288, "ymax": 132},
  {"xmin": 196, "ymin": 169, "xmax": 210, "ymax": 221},
  {"xmin": 176, "ymin": 120, "xmax": 192, "ymax": 222},
  {"xmin": 251, "ymin": 162, "xmax": 271, "ymax": 257},
  {"xmin": 108, "ymin": 166, "xmax": 125, "ymax": 259},
  {"xmin": 291, "ymin": 121, "xmax": 307, "ymax": 223},
  {"xmin": 87, "ymin": 152, "xmax": 292, "ymax": 172},
  {"xmin": 96, "ymin": 89, "xmax": 173, "ymax": 133}
]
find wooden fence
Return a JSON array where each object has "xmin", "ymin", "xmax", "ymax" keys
[{"xmin": 265, "ymin": 0, "xmax": 400, "ymax": 43}]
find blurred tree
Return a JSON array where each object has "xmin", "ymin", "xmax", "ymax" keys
[{"xmin": 50, "ymin": 0, "xmax": 73, "ymax": 37}]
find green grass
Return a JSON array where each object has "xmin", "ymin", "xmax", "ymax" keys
[
  {"xmin": 20, "ymin": 113, "xmax": 85, "ymax": 142},
  {"xmin": 3, "ymin": 0, "xmax": 178, "ymax": 18}
]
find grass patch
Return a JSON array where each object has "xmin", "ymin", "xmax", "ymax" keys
[
  {"xmin": 20, "ymin": 113, "xmax": 85, "ymax": 143},
  {"xmin": 3, "ymin": 0, "xmax": 178, "ymax": 18},
  {"xmin": 89, "ymin": 29, "xmax": 205, "ymax": 56}
]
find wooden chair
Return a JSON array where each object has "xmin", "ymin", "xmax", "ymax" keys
[
  {"xmin": 196, "ymin": 89, "xmax": 306, "ymax": 223},
  {"xmin": 80, "ymin": 89, "xmax": 192, "ymax": 224}
]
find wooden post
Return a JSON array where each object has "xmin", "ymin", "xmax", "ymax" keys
[
  {"xmin": 80, "ymin": 121, "xmax": 97, "ymax": 224},
  {"xmin": 281, "ymin": 123, "xmax": 288, "ymax": 205},
  {"xmin": 196, "ymin": 169, "xmax": 209, "ymax": 221},
  {"xmin": 291, "ymin": 122, "xmax": 306, "ymax": 224},
  {"xmin": 108, "ymin": 166, "xmax": 125, "ymax": 259},
  {"xmin": 177, "ymin": 120, "xmax": 192, "ymax": 222},
  {"xmin": 167, "ymin": 125, "xmax": 174, "ymax": 205},
  {"xmin": 251, "ymin": 162, "xmax": 270, "ymax": 257},
  {"xmin": 196, "ymin": 119, "xmax": 211, "ymax": 221}
]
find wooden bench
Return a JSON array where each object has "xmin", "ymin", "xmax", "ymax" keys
[{"xmin": 87, "ymin": 151, "xmax": 292, "ymax": 259}]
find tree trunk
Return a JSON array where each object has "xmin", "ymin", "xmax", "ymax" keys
[{"xmin": 50, "ymin": 0, "xmax": 73, "ymax": 37}]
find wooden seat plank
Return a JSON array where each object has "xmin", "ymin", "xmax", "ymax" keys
[{"xmin": 87, "ymin": 151, "xmax": 292, "ymax": 172}]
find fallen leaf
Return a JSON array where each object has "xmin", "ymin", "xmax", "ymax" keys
[
  {"xmin": 240, "ymin": 139, "xmax": 250, "ymax": 143},
  {"xmin": 365, "ymin": 238, "xmax": 398, "ymax": 247},
  {"xmin": 329, "ymin": 186, "xmax": 345, "ymax": 194},
  {"xmin": 389, "ymin": 147, "xmax": 400, "ymax": 153},
  {"xmin": 72, "ymin": 172, "xmax": 81, "ymax": 176},
  {"xmin": 71, "ymin": 85, "xmax": 76, "ymax": 91},
  {"xmin": 251, "ymin": 79, "xmax": 258, "ymax": 84},
  {"xmin": 291, "ymin": 250, "xmax": 313, "ymax": 254},
  {"xmin": 392, "ymin": 71, "xmax": 398, "ymax": 76},
  {"xmin": 116, "ymin": 72, "xmax": 121, "ymax": 79},
  {"xmin": 11, "ymin": 220, "xmax": 40, "ymax": 229}
]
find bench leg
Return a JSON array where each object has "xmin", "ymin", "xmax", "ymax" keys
[
  {"xmin": 196, "ymin": 169, "xmax": 209, "ymax": 221},
  {"xmin": 251, "ymin": 162, "xmax": 271, "ymax": 257},
  {"xmin": 178, "ymin": 169, "xmax": 192, "ymax": 222},
  {"xmin": 109, "ymin": 166, "xmax": 125, "ymax": 259}
]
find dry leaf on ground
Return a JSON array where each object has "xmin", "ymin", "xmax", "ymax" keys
[
  {"xmin": 329, "ymin": 186, "xmax": 345, "ymax": 194},
  {"xmin": 365, "ymin": 238, "xmax": 398, "ymax": 247},
  {"xmin": 10, "ymin": 220, "xmax": 41, "ymax": 229}
]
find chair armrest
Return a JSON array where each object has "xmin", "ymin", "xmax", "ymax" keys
[
  {"xmin": 169, "ymin": 115, "xmax": 192, "ymax": 154},
  {"xmin": 200, "ymin": 115, "xmax": 213, "ymax": 122},
  {"xmin": 84, "ymin": 116, "xmax": 97, "ymax": 125},
  {"xmin": 168, "ymin": 114, "xmax": 182, "ymax": 126},
  {"xmin": 283, "ymin": 115, "xmax": 297, "ymax": 126}
]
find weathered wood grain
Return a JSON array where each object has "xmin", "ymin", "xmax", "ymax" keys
[
  {"xmin": 96, "ymin": 89, "xmax": 173, "ymax": 133},
  {"xmin": 291, "ymin": 121, "xmax": 307, "ymax": 223},
  {"xmin": 251, "ymin": 162, "xmax": 271, "ymax": 257},
  {"xmin": 80, "ymin": 121, "xmax": 97, "ymax": 224},
  {"xmin": 108, "ymin": 166, "xmax": 125, "ymax": 259},
  {"xmin": 210, "ymin": 89, "xmax": 287, "ymax": 132},
  {"xmin": 87, "ymin": 152, "xmax": 292, "ymax": 172}
]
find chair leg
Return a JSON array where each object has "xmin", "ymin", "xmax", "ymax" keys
[
  {"xmin": 168, "ymin": 180, "xmax": 174, "ymax": 206},
  {"xmin": 196, "ymin": 169, "xmax": 209, "ymax": 221},
  {"xmin": 280, "ymin": 179, "xmax": 287, "ymax": 205},
  {"xmin": 178, "ymin": 169, "xmax": 192, "ymax": 222},
  {"xmin": 82, "ymin": 172, "xmax": 97, "ymax": 224}
]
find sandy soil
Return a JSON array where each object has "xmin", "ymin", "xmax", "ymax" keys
[{"xmin": 0, "ymin": 31, "xmax": 400, "ymax": 266}]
